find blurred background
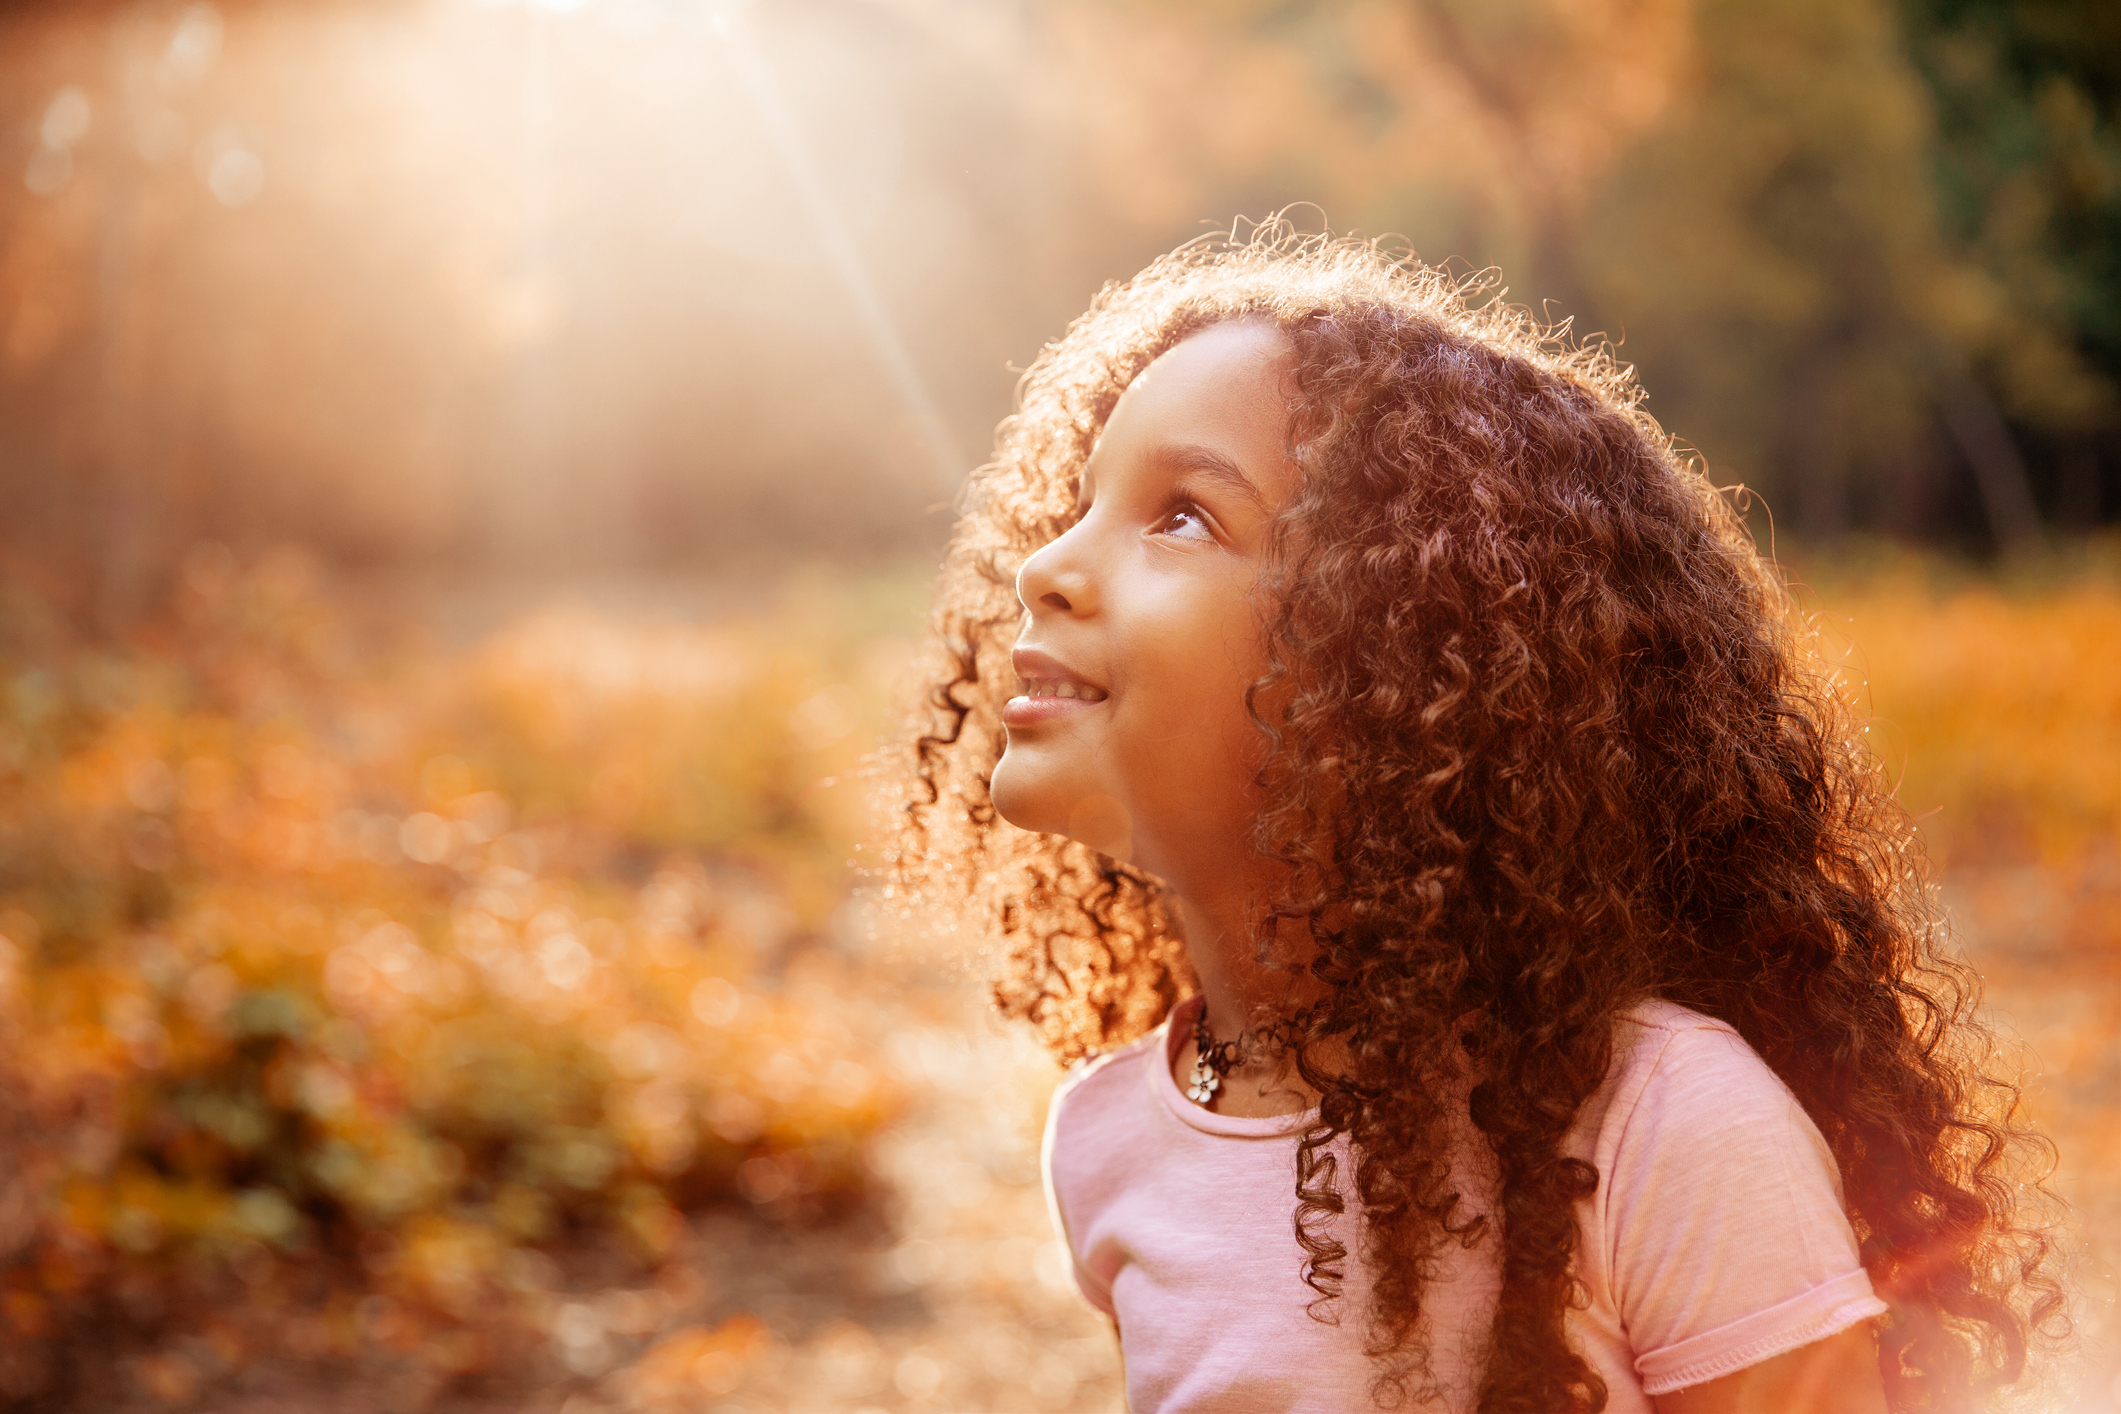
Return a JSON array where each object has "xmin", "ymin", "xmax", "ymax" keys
[{"xmin": 0, "ymin": 0, "xmax": 2117, "ymax": 1410}]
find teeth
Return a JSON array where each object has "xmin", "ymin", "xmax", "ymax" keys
[{"xmin": 1021, "ymin": 678, "xmax": 1106, "ymax": 702}]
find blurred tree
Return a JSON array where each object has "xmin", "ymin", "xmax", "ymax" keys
[
  {"xmin": 1898, "ymin": 0, "xmax": 2121, "ymax": 529},
  {"xmin": 1363, "ymin": 0, "xmax": 2116, "ymax": 546},
  {"xmin": 1563, "ymin": 0, "xmax": 2045, "ymax": 543},
  {"xmin": 1058, "ymin": 0, "xmax": 2119, "ymax": 548}
]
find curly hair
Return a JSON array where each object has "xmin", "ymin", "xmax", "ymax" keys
[{"xmin": 893, "ymin": 225, "xmax": 2064, "ymax": 1412}]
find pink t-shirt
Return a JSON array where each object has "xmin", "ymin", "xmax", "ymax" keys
[{"xmin": 1042, "ymin": 996, "xmax": 1887, "ymax": 1412}]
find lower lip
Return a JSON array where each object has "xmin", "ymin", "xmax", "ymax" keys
[{"xmin": 1001, "ymin": 694, "xmax": 1107, "ymax": 728}]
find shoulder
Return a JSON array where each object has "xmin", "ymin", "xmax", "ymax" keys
[
  {"xmin": 1602, "ymin": 998, "xmax": 1805, "ymax": 1143},
  {"xmin": 1582, "ymin": 997, "xmax": 1848, "ymax": 1209},
  {"xmin": 1047, "ymin": 1020, "xmax": 1170, "ymax": 1137},
  {"xmin": 1612, "ymin": 994, "xmax": 1743, "ymax": 1055},
  {"xmin": 1586, "ymin": 996, "xmax": 1855, "ymax": 1240},
  {"xmin": 1056, "ymin": 1024, "xmax": 1168, "ymax": 1095}
]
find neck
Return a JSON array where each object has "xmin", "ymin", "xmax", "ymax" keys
[
  {"xmin": 1155, "ymin": 831, "xmax": 1332, "ymax": 1026},
  {"xmin": 1169, "ymin": 892, "xmax": 1319, "ymax": 1116},
  {"xmin": 1147, "ymin": 826, "xmax": 1292, "ymax": 1019},
  {"xmin": 1176, "ymin": 893, "xmax": 1279, "ymax": 1036},
  {"xmin": 1146, "ymin": 831, "xmax": 1329, "ymax": 1113}
]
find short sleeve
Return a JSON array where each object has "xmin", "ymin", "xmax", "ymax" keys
[{"xmin": 1601, "ymin": 1024, "xmax": 1888, "ymax": 1394}]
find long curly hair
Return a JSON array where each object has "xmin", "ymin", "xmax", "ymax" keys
[{"xmin": 893, "ymin": 226, "xmax": 2064, "ymax": 1412}]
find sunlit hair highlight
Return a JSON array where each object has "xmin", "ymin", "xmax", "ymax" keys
[{"xmin": 893, "ymin": 224, "xmax": 2064, "ymax": 1412}]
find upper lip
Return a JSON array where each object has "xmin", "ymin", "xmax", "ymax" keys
[{"xmin": 1010, "ymin": 646, "xmax": 1108, "ymax": 700}]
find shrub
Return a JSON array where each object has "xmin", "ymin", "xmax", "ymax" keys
[{"xmin": 0, "ymin": 552, "xmax": 910, "ymax": 1399}]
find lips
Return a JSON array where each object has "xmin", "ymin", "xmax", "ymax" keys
[{"xmin": 1003, "ymin": 647, "xmax": 1108, "ymax": 727}]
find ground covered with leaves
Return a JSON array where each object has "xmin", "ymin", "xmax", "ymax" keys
[{"xmin": 0, "ymin": 547, "xmax": 2117, "ymax": 1412}]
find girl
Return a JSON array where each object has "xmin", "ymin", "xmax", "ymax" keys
[{"xmin": 894, "ymin": 229, "xmax": 2062, "ymax": 1412}]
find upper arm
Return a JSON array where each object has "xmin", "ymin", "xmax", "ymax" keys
[{"xmin": 1653, "ymin": 1323, "xmax": 1886, "ymax": 1414}]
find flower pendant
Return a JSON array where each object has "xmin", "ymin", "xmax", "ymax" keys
[{"xmin": 1185, "ymin": 1057, "xmax": 1221, "ymax": 1104}]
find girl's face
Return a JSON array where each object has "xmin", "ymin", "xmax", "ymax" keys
[{"xmin": 990, "ymin": 321, "xmax": 1298, "ymax": 891}]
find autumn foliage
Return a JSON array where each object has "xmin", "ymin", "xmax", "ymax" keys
[{"xmin": 0, "ymin": 550, "xmax": 907, "ymax": 1402}]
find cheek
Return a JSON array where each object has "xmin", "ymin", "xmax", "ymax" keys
[{"xmin": 1109, "ymin": 666, "xmax": 1264, "ymax": 814}]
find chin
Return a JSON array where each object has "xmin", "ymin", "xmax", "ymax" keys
[
  {"xmin": 990, "ymin": 756, "xmax": 1136, "ymax": 861},
  {"xmin": 987, "ymin": 753, "xmax": 1058, "ymax": 835}
]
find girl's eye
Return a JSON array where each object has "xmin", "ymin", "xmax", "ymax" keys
[{"xmin": 1154, "ymin": 503, "xmax": 1215, "ymax": 542}]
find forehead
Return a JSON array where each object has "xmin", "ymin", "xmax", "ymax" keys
[{"xmin": 1091, "ymin": 322, "xmax": 1295, "ymax": 469}]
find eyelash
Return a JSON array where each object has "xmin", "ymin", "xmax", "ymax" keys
[{"xmin": 1152, "ymin": 501, "xmax": 1215, "ymax": 539}]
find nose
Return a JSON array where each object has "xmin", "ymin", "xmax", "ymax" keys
[{"xmin": 1017, "ymin": 523, "xmax": 1100, "ymax": 618}]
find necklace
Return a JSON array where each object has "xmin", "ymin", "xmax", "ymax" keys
[{"xmin": 1185, "ymin": 1005, "xmax": 1248, "ymax": 1105}]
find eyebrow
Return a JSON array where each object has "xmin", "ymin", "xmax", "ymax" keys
[{"xmin": 1155, "ymin": 443, "xmax": 1270, "ymax": 513}]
